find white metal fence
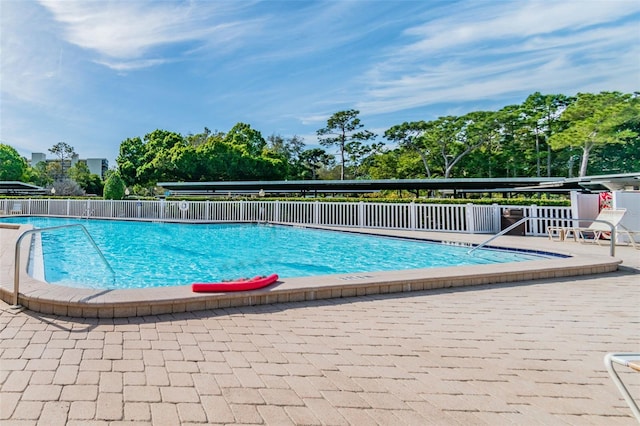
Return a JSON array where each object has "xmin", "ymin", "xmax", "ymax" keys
[{"xmin": 0, "ymin": 199, "xmax": 573, "ymax": 236}]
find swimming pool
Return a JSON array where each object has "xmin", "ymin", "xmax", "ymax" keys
[{"xmin": 1, "ymin": 216, "xmax": 550, "ymax": 290}]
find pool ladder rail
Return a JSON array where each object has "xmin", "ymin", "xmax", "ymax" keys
[
  {"xmin": 11, "ymin": 224, "xmax": 116, "ymax": 309},
  {"xmin": 468, "ymin": 216, "xmax": 618, "ymax": 257}
]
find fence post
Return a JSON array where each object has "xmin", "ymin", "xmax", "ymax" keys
[
  {"xmin": 240, "ymin": 200, "xmax": 245, "ymax": 222},
  {"xmin": 409, "ymin": 202, "xmax": 416, "ymax": 230},
  {"xmin": 530, "ymin": 204, "xmax": 539, "ymax": 236},
  {"xmin": 492, "ymin": 204, "xmax": 500, "ymax": 233},
  {"xmin": 66, "ymin": 199, "xmax": 70, "ymax": 216},
  {"xmin": 313, "ymin": 201, "xmax": 319, "ymax": 225},
  {"xmin": 466, "ymin": 203, "xmax": 476, "ymax": 234},
  {"xmin": 358, "ymin": 202, "xmax": 365, "ymax": 228}
]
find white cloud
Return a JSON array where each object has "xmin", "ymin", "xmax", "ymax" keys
[
  {"xmin": 300, "ymin": 114, "xmax": 330, "ymax": 126},
  {"xmin": 38, "ymin": 0, "xmax": 261, "ymax": 70},
  {"xmin": 357, "ymin": 1, "xmax": 640, "ymax": 116},
  {"xmin": 0, "ymin": 2, "xmax": 70, "ymax": 105},
  {"xmin": 402, "ymin": 0, "xmax": 640, "ymax": 54},
  {"xmin": 94, "ymin": 58, "xmax": 171, "ymax": 72}
]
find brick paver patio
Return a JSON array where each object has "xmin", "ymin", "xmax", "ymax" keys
[{"xmin": 1, "ymin": 237, "xmax": 639, "ymax": 425}]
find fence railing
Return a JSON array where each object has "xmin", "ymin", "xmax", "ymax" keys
[{"xmin": 0, "ymin": 199, "xmax": 573, "ymax": 236}]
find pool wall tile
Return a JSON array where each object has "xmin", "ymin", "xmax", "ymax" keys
[
  {"xmin": 26, "ymin": 300, "xmax": 40, "ymax": 312},
  {"xmin": 39, "ymin": 303, "xmax": 54, "ymax": 314},
  {"xmin": 136, "ymin": 306, "xmax": 151, "ymax": 316},
  {"xmin": 150, "ymin": 304, "xmax": 171, "ymax": 315},
  {"xmin": 316, "ymin": 290, "xmax": 332, "ymax": 300},
  {"xmin": 82, "ymin": 307, "xmax": 98, "ymax": 317},
  {"xmin": 172, "ymin": 303, "xmax": 186, "ymax": 313},
  {"xmin": 53, "ymin": 304, "xmax": 67, "ymax": 316},
  {"xmin": 288, "ymin": 293, "xmax": 305, "ymax": 302},
  {"xmin": 341, "ymin": 288, "xmax": 356, "ymax": 298},
  {"xmin": 365, "ymin": 286, "xmax": 379, "ymax": 295},
  {"xmin": 386, "ymin": 284, "xmax": 399, "ymax": 293},
  {"xmin": 205, "ymin": 299, "xmax": 219, "ymax": 310},
  {"xmin": 185, "ymin": 301, "xmax": 206, "ymax": 312},
  {"xmin": 98, "ymin": 307, "xmax": 114, "ymax": 318},
  {"xmin": 66, "ymin": 305, "xmax": 83, "ymax": 317},
  {"xmin": 114, "ymin": 306, "xmax": 137, "ymax": 317}
]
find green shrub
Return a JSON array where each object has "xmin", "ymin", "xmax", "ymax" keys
[{"xmin": 103, "ymin": 173, "xmax": 126, "ymax": 200}]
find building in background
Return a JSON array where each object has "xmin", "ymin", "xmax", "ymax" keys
[{"xmin": 30, "ymin": 153, "xmax": 108, "ymax": 179}]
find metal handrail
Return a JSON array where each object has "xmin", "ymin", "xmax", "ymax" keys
[
  {"xmin": 12, "ymin": 224, "xmax": 115, "ymax": 307},
  {"xmin": 468, "ymin": 216, "xmax": 617, "ymax": 257}
]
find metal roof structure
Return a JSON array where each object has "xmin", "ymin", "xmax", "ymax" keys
[
  {"xmin": 559, "ymin": 172, "xmax": 640, "ymax": 192},
  {"xmin": 157, "ymin": 173, "xmax": 640, "ymax": 197},
  {"xmin": 0, "ymin": 181, "xmax": 47, "ymax": 195}
]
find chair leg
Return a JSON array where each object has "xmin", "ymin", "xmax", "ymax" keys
[
  {"xmin": 565, "ymin": 228, "xmax": 577, "ymax": 242},
  {"xmin": 604, "ymin": 353, "xmax": 640, "ymax": 422},
  {"xmin": 624, "ymin": 231, "xmax": 639, "ymax": 249}
]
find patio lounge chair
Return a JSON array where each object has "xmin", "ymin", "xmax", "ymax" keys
[
  {"xmin": 548, "ymin": 208, "xmax": 638, "ymax": 248},
  {"xmin": 604, "ymin": 353, "xmax": 640, "ymax": 421},
  {"xmin": 9, "ymin": 203, "xmax": 22, "ymax": 215},
  {"xmin": 573, "ymin": 208, "xmax": 638, "ymax": 248}
]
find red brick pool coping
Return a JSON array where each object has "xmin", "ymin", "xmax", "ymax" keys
[{"xmin": 0, "ymin": 224, "xmax": 621, "ymax": 318}]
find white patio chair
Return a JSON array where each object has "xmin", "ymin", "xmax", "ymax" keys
[
  {"xmin": 570, "ymin": 208, "xmax": 638, "ymax": 248},
  {"xmin": 9, "ymin": 203, "xmax": 22, "ymax": 214},
  {"xmin": 604, "ymin": 353, "xmax": 640, "ymax": 421}
]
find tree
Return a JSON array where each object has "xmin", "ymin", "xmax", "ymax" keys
[
  {"xmin": 69, "ymin": 162, "xmax": 104, "ymax": 195},
  {"xmin": 439, "ymin": 112, "xmax": 499, "ymax": 178},
  {"xmin": 384, "ymin": 121, "xmax": 433, "ymax": 177},
  {"xmin": 224, "ymin": 123, "xmax": 266, "ymax": 157},
  {"xmin": 490, "ymin": 104, "xmax": 530, "ymax": 177},
  {"xmin": 51, "ymin": 179, "xmax": 85, "ymax": 196},
  {"xmin": 48, "ymin": 142, "xmax": 76, "ymax": 179},
  {"xmin": 457, "ymin": 111, "xmax": 503, "ymax": 178},
  {"xmin": 24, "ymin": 161, "xmax": 53, "ymax": 187},
  {"xmin": 299, "ymin": 148, "xmax": 334, "ymax": 180},
  {"xmin": 344, "ymin": 141, "xmax": 385, "ymax": 179},
  {"xmin": 186, "ymin": 127, "xmax": 213, "ymax": 147},
  {"xmin": 266, "ymin": 134, "xmax": 307, "ymax": 179},
  {"xmin": 416, "ymin": 116, "xmax": 466, "ymax": 178},
  {"xmin": 317, "ymin": 110, "xmax": 376, "ymax": 180},
  {"xmin": 139, "ymin": 130, "xmax": 187, "ymax": 185},
  {"xmin": 103, "ymin": 172, "xmax": 126, "ymax": 200},
  {"xmin": 521, "ymin": 92, "xmax": 573, "ymax": 177},
  {"xmin": 0, "ymin": 143, "xmax": 27, "ymax": 181},
  {"xmin": 266, "ymin": 134, "xmax": 305, "ymax": 160},
  {"xmin": 117, "ymin": 137, "xmax": 146, "ymax": 187},
  {"xmin": 116, "ymin": 130, "xmax": 187, "ymax": 188},
  {"xmin": 364, "ymin": 148, "xmax": 423, "ymax": 180},
  {"xmin": 549, "ymin": 92, "xmax": 638, "ymax": 177}
]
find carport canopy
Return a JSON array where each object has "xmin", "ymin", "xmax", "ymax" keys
[
  {"xmin": 0, "ymin": 181, "xmax": 47, "ymax": 195},
  {"xmin": 158, "ymin": 173, "xmax": 640, "ymax": 197}
]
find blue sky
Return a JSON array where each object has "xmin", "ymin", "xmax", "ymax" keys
[{"xmin": 1, "ymin": 0, "xmax": 639, "ymax": 167}]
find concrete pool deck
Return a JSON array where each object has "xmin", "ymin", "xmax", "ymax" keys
[
  {"xmin": 0, "ymin": 224, "xmax": 624, "ymax": 318},
  {"xmin": 0, "ymin": 226, "xmax": 639, "ymax": 424}
]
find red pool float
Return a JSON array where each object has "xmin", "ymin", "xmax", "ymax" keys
[{"xmin": 191, "ymin": 273, "xmax": 279, "ymax": 293}]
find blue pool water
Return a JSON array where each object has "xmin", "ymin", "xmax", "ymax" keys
[{"xmin": 1, "ymin": 217, "xmax": 550, "ymax": 290}]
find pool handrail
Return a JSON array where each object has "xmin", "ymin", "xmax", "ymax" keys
[
  {"xmin": 12, "ymin": 224, "xmax": 115, "ymax": 308},
  {"xmin": 468, "ymin": 216, "xmax": 617, "ymax": 257}
]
